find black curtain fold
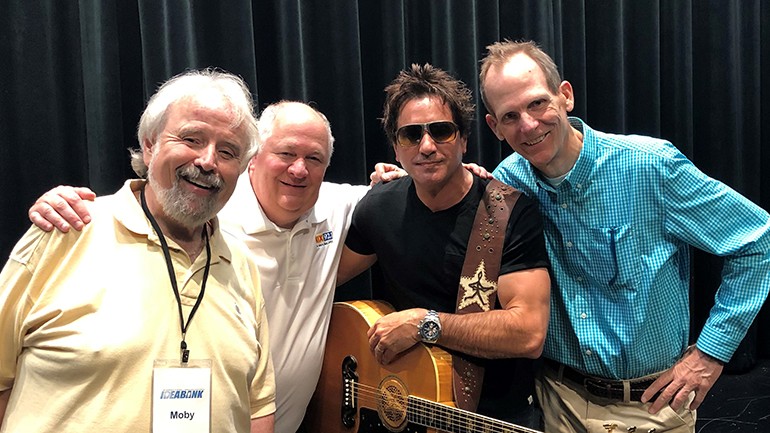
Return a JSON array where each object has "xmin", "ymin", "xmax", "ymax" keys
[
  {"xmin": 78, "ymin": 0, "xmax": 131, "ymax": 192},
  {"xmin": 659, "ymin": 2, "xmax": 693, "ymax": 158},
  {"xmin": 2, "ymin": 0, "xmax": 768, "ymax": 361}
]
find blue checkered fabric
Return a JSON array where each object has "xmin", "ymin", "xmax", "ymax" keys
[{"xmin": 493, "ymin": 117, "xmax": 770, "ymax": 379}]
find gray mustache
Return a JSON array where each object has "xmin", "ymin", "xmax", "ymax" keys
[{"xmin": 178, "ymin": 165, "xmax": 223, "ymax": 189}]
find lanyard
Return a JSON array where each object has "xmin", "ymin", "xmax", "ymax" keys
[{"xmin": 140, "ymin": 186, "xmax": 211, "ymax": 363}]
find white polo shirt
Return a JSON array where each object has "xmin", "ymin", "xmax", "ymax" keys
[{"xmin": 218, "ymin": 172, "xmax": 368, "ymax": 433}]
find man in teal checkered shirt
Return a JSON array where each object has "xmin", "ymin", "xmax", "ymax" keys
[{"xmin": 481, "ymin": 40, "xmax": 770, "ymax": 433}]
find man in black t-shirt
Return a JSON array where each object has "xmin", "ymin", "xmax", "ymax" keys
[{"xmin": 337, "ymin": 64, "xmax": 551, "ymax": 428}]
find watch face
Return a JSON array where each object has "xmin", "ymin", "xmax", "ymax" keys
[{"xmin": 421, "ymin": 321, "xmax": 440, "ymax": 341}]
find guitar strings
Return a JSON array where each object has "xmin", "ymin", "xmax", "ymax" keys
[
  {"xmin": 354, "ymin": 384, "xmax": 535, "ymax": 433},
  {"xmin": 351, "ymin": 382, "xmax": 540, "ymax": 433}
]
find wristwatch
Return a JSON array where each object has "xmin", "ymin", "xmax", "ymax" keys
[{"xmin": 418, "ymin": 310, "xmax": 442, "ymax": 344}]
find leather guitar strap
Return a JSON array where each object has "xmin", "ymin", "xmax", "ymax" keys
[{"xmin": 452, "ymin": 178, "xmax": 521, "ymax": 412}]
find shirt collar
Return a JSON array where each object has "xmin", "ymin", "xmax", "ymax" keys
[
  {"xmin": 114, "ymin": 179, "xmax": 231, "ymax": 263},
  {"xmin": 564, "ymin": 117, "xmax": 595, "ymax": 192},
  {"xmin": 224, "ymin": 172, "xmax": 327, "ymax": 236},
  {"xmin": 532, "ymin": 117, "xmax": 595, "ymax": 194}
]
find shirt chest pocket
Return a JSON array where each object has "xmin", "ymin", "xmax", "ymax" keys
[{"xmin": 584, "ymin": 224, "xmax": 641, "ymax": 289}]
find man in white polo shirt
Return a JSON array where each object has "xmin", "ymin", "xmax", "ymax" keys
[{"xmin": 216, "ymin": 101, "xmax": 369, "ymax": 432}]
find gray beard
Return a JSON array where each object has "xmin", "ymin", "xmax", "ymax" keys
[{"xmin": 146, "ymin": 164, "xmax": 223, "ymax": 228}]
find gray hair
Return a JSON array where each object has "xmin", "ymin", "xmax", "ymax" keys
[
  {"xmin": 130, "ymin": 68, "xmax": 259, "ymax": 177},
  {"xmin": 256, "ymin": 101, "xmax": 335, "ymax": 165}
]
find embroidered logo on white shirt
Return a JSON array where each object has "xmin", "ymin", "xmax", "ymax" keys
[{"xmin": 315, "ymin": 231, "xmax": 334, "ymax": 248}]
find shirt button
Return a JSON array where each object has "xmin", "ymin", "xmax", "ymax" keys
[
  {"xmin": 585, "ymin": 349, "xmax": 592, "ymax": 356},
  {"xmin": 575, "ymin": 183, "xmax": 582, "ymax": 189},
  {"xmin": 580, "ymin": 312, "xmax": 587, "ymax": 319},
  {"xmin": 576, "ymin": 276, "xmax": 583, "ymax": 282},
  {"xmin": 565, "ymin": 241, "xmax": 573, "ymax": 248},
  {"xmin": 561, "ymin": 203, "xmax": 568, "ymax": 209}
]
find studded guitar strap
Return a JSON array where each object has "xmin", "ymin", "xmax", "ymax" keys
[{"xmin": 452, "ymin": 178, "xmax": 521, "ymax": 412}]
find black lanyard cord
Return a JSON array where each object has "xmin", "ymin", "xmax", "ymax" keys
[{"xmin": 140, "ymin": 185, "xmax": 211, "ymax": 363}]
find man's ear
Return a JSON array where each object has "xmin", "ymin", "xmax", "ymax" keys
[
  {"xmin": 142, "ymin": 138, "xmax": 155, "ymax": 167},
  {"xmin": 559, "ymin": 80, "xmax": 575, "ymax": 112},
  {"xmin": 485, "ymin": 113, "xmax": 504, "ymax": 141},
  {"xmin": 458, "ymin": 135, "xmax": 468, "ymax": 155},
  {"xmin": 248, "ymin": 153, "xmax": 258, "ymax": 172},
  {"xmin": 392, "ymin": 143, "xmax": 401, "ymax": 163}
]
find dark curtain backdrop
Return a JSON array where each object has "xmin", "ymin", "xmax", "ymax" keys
[{"xmin": 2, "ymin": 1, "xmax": 768, "ymax": 366}]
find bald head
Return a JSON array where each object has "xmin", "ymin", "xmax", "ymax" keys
[
  {"xmin": 256, "ymin": 101, "xmax": 335, "ymax": 164},
  {"xmin": 248, "ymin": 100, "xmax": 335, "ymax": 228}
]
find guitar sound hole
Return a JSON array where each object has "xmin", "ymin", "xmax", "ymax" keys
[{"xmin": 380, "ymin": 383, "xmax": 407, "ymax": 425}]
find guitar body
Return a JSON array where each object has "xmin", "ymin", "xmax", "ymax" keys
[{"xmin": 305, "ymin": 300, "xmax": 454, "ymax": 433}]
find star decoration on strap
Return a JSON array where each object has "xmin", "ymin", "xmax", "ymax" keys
[{"xmin": 458, "ymin": 260, "xmax": 497, "ymax": 311}]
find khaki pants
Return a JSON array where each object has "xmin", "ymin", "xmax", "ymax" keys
[{"xmin": 535, "ymin": 366, "xmax": 695, "ymax": 433}]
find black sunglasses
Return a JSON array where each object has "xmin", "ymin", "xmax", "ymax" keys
[{"xmin": 395, "ymin": 121, "xmax": 459, "ymax": 147}]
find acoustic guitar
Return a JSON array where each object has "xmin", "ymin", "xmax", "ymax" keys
[{"xmin": 304, "ymin": 300, "xmax": 542, "ymax": 433}]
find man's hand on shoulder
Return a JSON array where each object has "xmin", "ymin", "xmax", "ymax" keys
[
  {"xmin": 461, "ymin": 162, "xmax": 493, "ymax": 179},
  {"xmin": 369, "ymin": 163, "xmax": 406, "ymax": 186},
  {"xmin": 29, "ymin": 186, "xmax": 96, "ymax": 232},
  {"xmin": 368, "ymin": 162, "xmax": 492, "ymax": 186}
]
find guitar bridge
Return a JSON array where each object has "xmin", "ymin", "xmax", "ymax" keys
[{"xmin": 341, "ymin": 355, "xmax": 358, "ymax": 428}]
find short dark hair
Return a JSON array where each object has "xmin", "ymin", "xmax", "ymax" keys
[{"xmin": 381, "ymin": 63, "xmax": 474, "ymax": 145}]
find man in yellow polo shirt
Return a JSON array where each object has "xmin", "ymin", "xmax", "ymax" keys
[{"xmin": 0, "ymin": 69, "xmax": 276, "ymax": 432}]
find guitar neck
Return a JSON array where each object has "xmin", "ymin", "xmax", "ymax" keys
[{"xmin": 406, "ymin": 395, "xmax": 541, "ymax": 433}]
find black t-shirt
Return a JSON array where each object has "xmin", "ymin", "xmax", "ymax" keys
[{"xmin": 345, "ymin": 175, "xmax": 550, "ymax": 422}]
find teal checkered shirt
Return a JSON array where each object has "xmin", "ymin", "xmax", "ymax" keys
[{"xmin": 493, "ymin": 117, "xmax": 770, "ymax": 379}]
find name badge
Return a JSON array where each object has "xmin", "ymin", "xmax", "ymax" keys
[{"xmin": 152, "ymin": 359, "xmax": 212, "ymax": 433}]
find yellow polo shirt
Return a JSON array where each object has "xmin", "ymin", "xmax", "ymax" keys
[{"xmin": 0, "ymin": 180, "xmax": 275, "ymax": 432}]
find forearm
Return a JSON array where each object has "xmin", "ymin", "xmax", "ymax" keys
[
  {"xmin": 697, "ymin": 253, "xmax": 770, "ymax": 361},
  {"xmin": 250, "ymin": 413, "xmax": 274, "ymax": 433},
  {"xmin": 438, "ymin": 308, "xmax": 547, "ymax": 359},
  {"xmin": 437, "ymin": 267, "xmax": 550, "ymax": 359},
  {"xmin": 336, "ymin": 247, "xmax": 377, "ymax": 286},
  {"xmin": 0, "ymin": 388, "xmax": 11, "ymax": 427}
]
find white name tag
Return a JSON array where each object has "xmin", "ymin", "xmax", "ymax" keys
[{"xmin": 152, "ymin": 359, "xmax": 212, "ymax": 433}]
